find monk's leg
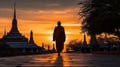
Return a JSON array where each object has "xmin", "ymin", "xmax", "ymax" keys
[
  {"xmin": 56, "ymin": 42, "xmax": 60, "ymax": 54},
  {"xmin": 59, "ymin": 42, "xmax": 64, "ymax": 53},
  {"xmin": 56, "ymin": 42, "xmax": 64, "ymax": 54}
]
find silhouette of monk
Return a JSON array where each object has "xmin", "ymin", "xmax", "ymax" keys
[{"xmin": 53, "ymin": 21, "xmax": 66, "ymax": 55}]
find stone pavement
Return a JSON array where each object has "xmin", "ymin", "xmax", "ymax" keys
[{"xmin": 0, "ymin": 53, "xmax": 120, "ymax": 67}]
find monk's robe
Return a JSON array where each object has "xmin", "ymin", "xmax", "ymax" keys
[{"xmin": 53, "ymin": 26, "xmax": 66, "ymax": 53}]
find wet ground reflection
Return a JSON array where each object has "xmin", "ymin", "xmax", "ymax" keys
[
  {"xmin": 53, "ymin": 55, "xmax": 64, "ymax": 67},
  {"xmin": 1, "ymin": 53, "xmax": 119, "ymax": 67},
  {"xmin": 30, "ymin": 53, "xmax": 70, "ymax": 67}
]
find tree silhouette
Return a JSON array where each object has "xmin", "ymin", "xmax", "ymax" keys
[{"xmin": 79, "ymin": 0, "xmax": 120, "ymax": 39}]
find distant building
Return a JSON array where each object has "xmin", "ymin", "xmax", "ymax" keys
[
  {"xmin": 83, "ymin": 34, "xmax": 87, "ymax": 47},
  {"xmin": 81, "ymin": 34, "xmax": 91, "ymax": 53},
  {"xmin": 0, "ymin": 3, "xmax": 45, "ymax": 53},
  {"xmin": 51, "ymin": 43, "xmax": 56, "ymax": 53},
  {"xmin": 48, "ymin": 45, "xmax": 50, "ymax": 51}
]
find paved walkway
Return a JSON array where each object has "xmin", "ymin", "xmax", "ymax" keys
[{"xmin": 0, "ymin": 53, "xmax": 120, "ymax": 67}]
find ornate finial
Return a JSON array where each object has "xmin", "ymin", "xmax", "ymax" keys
[
  {"xmin": 14, "ymin": 3, "xmax": 16, "ymax": 19},
  {"xmin": 30, "ymin": 30, "xmax": 33, "ymax": 38}
]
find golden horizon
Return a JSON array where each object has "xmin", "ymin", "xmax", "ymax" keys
[{"xmin": 0, "ymin": 1, "xmax": 90, "ymax": 49}]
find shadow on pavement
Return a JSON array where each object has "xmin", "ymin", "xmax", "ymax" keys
[{"xmin": 53, "ymin": 55, "xmax": 64, "ymax": 67}]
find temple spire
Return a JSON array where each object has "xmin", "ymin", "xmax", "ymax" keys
[
  {"xmin": 29, "ymin": 30, "xmax": 35, "ymax": 44},
  {"xmin": 9, "ymin": 3, "xmax": 19, "ymax": 33},
  {"xmin": 83, "ymin": 33, "xmax": 87, "ymax": 45},
  {"xmin": 14, "ymin": 3, "xmax": 16, "ymax": 19},
  {"xmin": 3, "ymin": 27, "xmax": 6, "ymax": 36},
  {"xmin": 42, "ymin": 42, "xmax": 44, "ymax": 48}
]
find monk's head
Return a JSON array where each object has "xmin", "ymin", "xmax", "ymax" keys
[{"xmin": 57, "ymin": 21, "xmax": 61, "ymax": 26}]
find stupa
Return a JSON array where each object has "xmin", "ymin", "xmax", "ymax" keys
[{"xmin": 0, "ymin": 3, "xmax": 45, "ymax": 53}]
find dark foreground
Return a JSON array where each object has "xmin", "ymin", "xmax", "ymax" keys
[{"xmin": 0, "ymin": 53, "xmax": 120, "ymax": 67}]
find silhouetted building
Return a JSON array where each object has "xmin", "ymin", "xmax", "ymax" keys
[
  {"xmin": 81, "ymin": 34, "xmax": 91, "ymax": 53},
  {"xmin": 83, "ymin": 34, "xmax": 87, "ymax": 46},
  {"xmin": 42, "ymin": 42, "xmax": 44, "ymax": 48},
  {"xmin": 51, "ymin": 43, "xmax": 56, "ymax": 53},
  {"xmin": 0, "ymin": 3, "xmax": 44, "ymax": 53},
  {"xmin": 0, "ymin": 4, "xmax": 28, "ymax": 44},
  {"xmin": 48, "ymin": 45, "xmax": 50, "ymax": 51}
]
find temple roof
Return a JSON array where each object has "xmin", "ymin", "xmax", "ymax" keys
[
  {"xmin": 0, "ymin": 3, "xmax": 40, "ymax": 49},
  {"xmin": 2, "ymin": 3, "xmax": 28, "ymax": 42}
]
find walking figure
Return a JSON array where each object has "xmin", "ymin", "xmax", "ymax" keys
[{"xmin": 53, "ymin": 21, "xmax": 66, "ymax": 55}]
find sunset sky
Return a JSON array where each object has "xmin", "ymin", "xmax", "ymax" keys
[{"xmin": 0, "ymin": 0, "xmax": 90, "ymax": 48}]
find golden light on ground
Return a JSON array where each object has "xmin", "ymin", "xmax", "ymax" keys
[
  {"xmin": 31, "ymin": 53, "xmax": 70, "ymax": 66},
  {"xmin": 63, "ymin": 55, "xmax": 70, "ymax": 66}
]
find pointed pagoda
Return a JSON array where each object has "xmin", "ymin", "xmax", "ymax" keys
[
  {"xmin": 0, "ymin": 3, "xmax": 28, "ymax": 44},
  {"xmin": 9, "ymin": 3, "xmax": 20, "ymax": 34},
  {"xmin": 83, "ymin": 34, "xmax": 87, "ymax": 46},
  {"xmin": 52, "ymin": 43, "xmax": 55, "ymax": 51},
  {"xmin": 3, "ymin": 3, "xmax": 28, "ymax": 42},
  {"xmin": 51, "ymin": 43, "xmax": 56, "ymax": 52},
  {"xmin": 42, "ymin": 42, "xmax": 44, "ymax": 48},
  {"xmin": 0, "ymin": 3, "xmax": 45, "ymax": 53},
  {"xmin": 29, "ymin": 31, "xmax": 36, "ymax": 45}
]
